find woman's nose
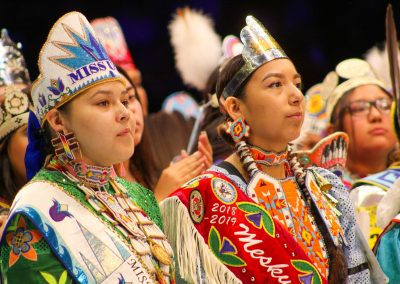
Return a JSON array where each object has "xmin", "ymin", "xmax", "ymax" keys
[
  {"xmin": 118, "ymin": 103, "xmax": 131, "ymax": 122},
  {"xmin": 289, "ymin": 85, "xmax": 303, "ymax": 106}
]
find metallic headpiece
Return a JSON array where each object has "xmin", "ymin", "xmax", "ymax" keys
[
  {"xmin": 325, "ymin": 58, "xmax": 386, "ymax": 122},
  {"xmin": 0, "ymin": 29, "xmax": 30, "ymax": 86},
  {"xmin": 221, "ymin": 16, "xmax": 288, "ymax": 98},
  {"xmin": 91, "ymin": 17, "xmax": 137, "ymax": 72},
  {"xmin": 0, "ymin": 85, "xmax": 29, "ymax": 141},
  {"xmin": 31, "ymin": 12, "xmax": 122, "ymax": 125}
]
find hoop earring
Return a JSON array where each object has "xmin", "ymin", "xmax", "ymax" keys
[{"xmin": 226, "ymin": 117, "xmax": 250, "ymax": 142}]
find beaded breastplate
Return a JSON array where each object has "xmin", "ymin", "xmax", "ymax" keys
[{"xmin": 245, "ymin": 170, "xmax": 344, "ymax": 280}]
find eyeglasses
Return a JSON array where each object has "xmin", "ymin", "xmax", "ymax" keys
[{"xmin": 344, "ymin": 97, "xmax": 393, "ymax": 116}]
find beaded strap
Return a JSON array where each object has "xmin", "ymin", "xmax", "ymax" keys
[
  {"xmin": 234, "ymin": 141, "xmax": 259, "ymax": 178},
  {"xmin": 287, "ymin": 146, "xmax": 304, "ymax": 180}
]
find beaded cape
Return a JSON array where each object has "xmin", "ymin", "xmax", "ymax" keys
[{"xmin": 0, "ymin": 169, "xmax": 174, "ymax": 283}]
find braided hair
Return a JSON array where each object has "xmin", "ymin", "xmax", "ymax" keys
[{"xmin": 216, "ymin": 54, "xmax": 348, "ymax": 283}]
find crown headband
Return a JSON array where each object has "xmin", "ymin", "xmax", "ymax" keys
[
  {"xmin": 31, "ymin": 12, "xmax": 123, "ymax": 125},
  {"xmin": 0, "ymin": 29, "xmax": 31, "ymax": 86},
  {"xmin": 221, "ymin": 16, "xmax": 288, "ymax": 99}
]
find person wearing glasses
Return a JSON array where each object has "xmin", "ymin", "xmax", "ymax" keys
[{"xmin": 325, "ymin": 58, "xmax": 397, "ymax": 249}]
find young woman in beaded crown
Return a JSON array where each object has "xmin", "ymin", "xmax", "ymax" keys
[
  {"xmin": 0, "ymin": 12, "xmax": 174, "ymax": 283},
  {"xmin": 160, "ymin": 15, "xmax": 385, "ymax": 283}
]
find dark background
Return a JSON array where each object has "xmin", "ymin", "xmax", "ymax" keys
[{"xmin": 1, "ymin": 0, "xmax": 399, "ymax": 112}]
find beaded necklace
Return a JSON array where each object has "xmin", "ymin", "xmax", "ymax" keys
[
  {"xmin": 48, "ymin": 157, "xmax": 174, "ymax": 281},
  {"xmin": 248, "ymin": 144, "xmax": 289, "ymax": 168}
]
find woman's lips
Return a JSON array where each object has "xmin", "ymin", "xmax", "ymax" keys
[
  {"xmin": 117, "ymin": 128, "xmax": 131, "ymax": 136},
  {"xmin": 287, "ymin": 112, "xmax": 303, "ymax": 120},
  {"xmin": 369, "ymin": 127, "xmax": 388, "ymax": 135}
]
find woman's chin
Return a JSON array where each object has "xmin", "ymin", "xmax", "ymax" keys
[
  {"xmin": 103, "ymin": 149, "xmax": 135, "ymax": 167},
  {"xmin": 359, "ymin": 142, "xmax": 394, "ymax": 153}
]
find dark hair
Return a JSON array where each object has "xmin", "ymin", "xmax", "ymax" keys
[
  {"xmin": 215, "ymin": 55, "xmax": 249, "ymax": 146},
  {"xmin": 331, "ymin": 85, "xmax": 392, "ymax": 131},
  {"xmin": 0, "ymin": 136, "xmax": 19, "ymax": 203},
  {"xmin": 116, "ymin": 65, "xmax": 196, "ymax": 189},
  {"xmin": 216, "ymin": 55, "xmax": 247, "ymax": 101},
  {"xmin": 143, "ymin": 111, "xmax": 195, "ymax": 187},
  {"xmin": 201, "ymin": 66, "xmax": 233, "ymax": 162},
  {"xmin": 331, "ymin": 85, "xmax": 394, "ymax": 168},
  {"xmin": 116, "ymin": 66, "xmax": 141, "ymax": 104},
  {"xmin": 218, "ymin": 55, "xmax": 348, "ymax": 282},
  {"xmin": 330, "ymin": 90, "xmax": 353, "ymax": 131}
]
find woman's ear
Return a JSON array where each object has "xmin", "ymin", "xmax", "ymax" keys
[
  {"xmin": 223, "ymin": 97, "xmax": 244, "ymax": 120},
  {"xmin": 46, "ymin": 109, "xmax": 68, "ymax": 133}
]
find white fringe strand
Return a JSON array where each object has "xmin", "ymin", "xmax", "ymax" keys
[{"xmin": 160, "ymin": 196, "xmax": 242, "ymax": 284}]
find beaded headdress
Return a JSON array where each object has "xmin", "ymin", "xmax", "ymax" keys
[
  {"xmin": 221, "ymin": 16, "xmax": 288, "ymax": 98},
  {"xmin": 325, "ymin": 58, "xmax": 386, "ymax": 122},
  {"xmin": 0, "ymin": 85, "xmax": 29, "ymax": 142},
  {"xmin": 31, "ymin": 12, "xmax": 123, "ymax": 125},
  {"xmin": 0, "ymin": 29, "xmax": 30, "ymax": 142},
  {"xmin": 91, "ymin": 17, "xmax": 137, "ymax": 72},
  {"xmin": 0, "ymin": 29, "xmax": 30, "ymax": 86}
]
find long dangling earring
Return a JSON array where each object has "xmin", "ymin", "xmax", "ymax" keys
[
  {"xmin": 226, "ymin": 118, "xmax": 258, "ymax": 180},
  {"xmin": 225, "ymin": 117, "xmax": 250, "ymax": 142},
  {"xmin": 51, "ymin": 130, "xmax": 79, "ymax": 160}
]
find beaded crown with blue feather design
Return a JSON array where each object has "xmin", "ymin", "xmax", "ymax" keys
[{"xmin": 31, "ymin": 12, "xmax": 123, "ymax": 124}]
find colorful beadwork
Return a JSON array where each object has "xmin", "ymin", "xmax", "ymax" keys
[
  {"xmin": 208, "ymin": 226, "xmax": 246, "ymax": 267},
  {"xmin": 249, "ymin": 145, "xmax": 288, "ymax": 168},
  {"xmin": 247, "ymin": 172, "xmax": 334, "ymax": 279},
  {"xmin": 51, "ymin": 131, "xmax": 78, "ymax": 161},
  {"xmin": 226, "ymin": 117, "xmax": 249, "ymax": 142},
  {"xmin": 291, "ymin": 259, "xmax": 322, "ymax": 284},
  {"xmin": 30, "ymin": 12, "xmax": 122, "ymax": 124},
  {"xmin": 189, "ymin": 190, "xmax": 204, "ymax": 224},
  {"xmin": 6, "ymin": 216, "xmax": 42, "ymax": 267}
]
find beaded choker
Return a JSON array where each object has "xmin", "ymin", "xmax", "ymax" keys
[
  {"xmin": 248, "ymin": 145, "xmax": 289, "ymax": 168},
  {"xmin": 48, "ymin": 156, "xmax": 115, "ymax": 190}
]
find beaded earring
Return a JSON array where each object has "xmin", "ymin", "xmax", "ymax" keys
[
  {"xmin": 226, "ymin": 117, "xmax": 250, "ymax": 142},
  {"xmin": 51, "ymin": 131, "xmax": 79, "ymax": 160}
]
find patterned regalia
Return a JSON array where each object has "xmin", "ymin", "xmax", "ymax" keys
[
  {"xmin": 0, "ymin": 12, "xmax": 174, "ymax": 283},
  {"xmin": 161, "ymin": 15, "xmax": 384, "ymax": 284}
]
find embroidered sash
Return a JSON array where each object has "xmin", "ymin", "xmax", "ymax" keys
[{"xmin": 165, "ymin": 171, "xmax": 328, "ymax": 284}]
